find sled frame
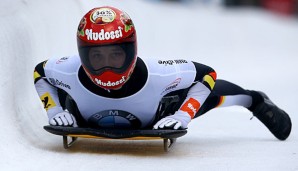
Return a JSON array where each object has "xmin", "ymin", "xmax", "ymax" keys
[{"xmin": 62, "ymin": 135, "xmax": 177, "ymax": 152}]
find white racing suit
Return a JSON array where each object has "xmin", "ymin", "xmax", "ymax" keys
[{"xmin": 34, "ymin": 55, "xmax": 252, "ymax": 129}]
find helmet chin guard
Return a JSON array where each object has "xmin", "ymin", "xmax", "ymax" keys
[{"xmin": 82, "ymin": 57, "xmax": 136, "ymax": 90}]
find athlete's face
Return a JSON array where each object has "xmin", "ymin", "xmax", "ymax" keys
[{"xmin": 88, "ymin": 45, "xmax": 126, "ymax": 70}]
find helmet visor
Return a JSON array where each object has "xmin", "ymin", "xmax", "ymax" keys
[{"xmin": 79, "ymin": 43, "xmax": 135, "ymax": 75}]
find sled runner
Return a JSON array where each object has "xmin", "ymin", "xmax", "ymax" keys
[{"xmin": 44, "ymin": 125, "xmax": 187, "ymax": 152}]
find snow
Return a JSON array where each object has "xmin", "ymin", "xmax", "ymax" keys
[{"xmin": 0, "ymin": 0, "xmax": 297, "ymax": 170}]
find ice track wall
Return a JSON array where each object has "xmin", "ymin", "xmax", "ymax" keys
[{"xmin": 0, "ymin": 0, "xmax": 83, "ymax": 145}]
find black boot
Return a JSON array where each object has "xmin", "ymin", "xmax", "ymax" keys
[{"xmin": 249, "ymin": 91, "xmax": 292, "ymax": 140}]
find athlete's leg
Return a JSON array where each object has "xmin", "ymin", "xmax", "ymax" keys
[
  {"xmin": 195, "ymin": 79, "xmax": 252, "ymax": 117},
  {"xmin": 195, "ymin": 79, "xmax": 291, "ymax": 140},
  {"xmin": 161, "ymin": 80, "xmax": 252, "ymax": 117}
]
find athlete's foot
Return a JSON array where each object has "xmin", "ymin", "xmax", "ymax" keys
[{"xmin": 249, "ymin": 91, "xmax": 292, "ymax": 140}]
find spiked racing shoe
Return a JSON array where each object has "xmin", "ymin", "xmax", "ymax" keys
[{"xmin": 251, "ymin": 91, "xmax": 292, "ymax": 140}]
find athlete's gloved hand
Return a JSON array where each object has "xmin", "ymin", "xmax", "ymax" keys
[
  {"xmin": 49, "ymin": 111, "xmax": 78, "ymax": 127},
  {"xmin": 153, "ymin": 111, "xmax": 191, "ymax": 130}
]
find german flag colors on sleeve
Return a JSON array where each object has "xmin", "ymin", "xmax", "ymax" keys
[{"xmin": 202, "ymin": 71, "xmax": 217, "ymax": 90}]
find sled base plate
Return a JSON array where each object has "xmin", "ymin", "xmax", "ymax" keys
[{"xmin": 44, "ymin": 126, "xmax": 187, "ymax": 152}]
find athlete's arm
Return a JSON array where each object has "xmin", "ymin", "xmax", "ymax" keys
[
  {"xmin": 177, "ymin": 62, "xmax": 216, "ymax": 118},
  {"xmin": 34, "ymin": 61, "xmax": 76, "ymax": 126},
  {"xmin": 154, "ymin": 62, "xmax": 216, "ymax": 129}
]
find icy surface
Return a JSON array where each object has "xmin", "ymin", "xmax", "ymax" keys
[{"xmin": 0, "ymin": 0, "xmax": 297, "ymax": 170}]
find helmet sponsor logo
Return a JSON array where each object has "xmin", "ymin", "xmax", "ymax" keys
[
  {"xmin": 94, "ymin": 76, "xmax": 126, "ymax": 87},
  {"xmin": 91, "ymin": 8, "xmax": 116, "ymax": 24},
  {"xmin": 85, "ymin": 26, "xmax": 123, "ymax": 41}
]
